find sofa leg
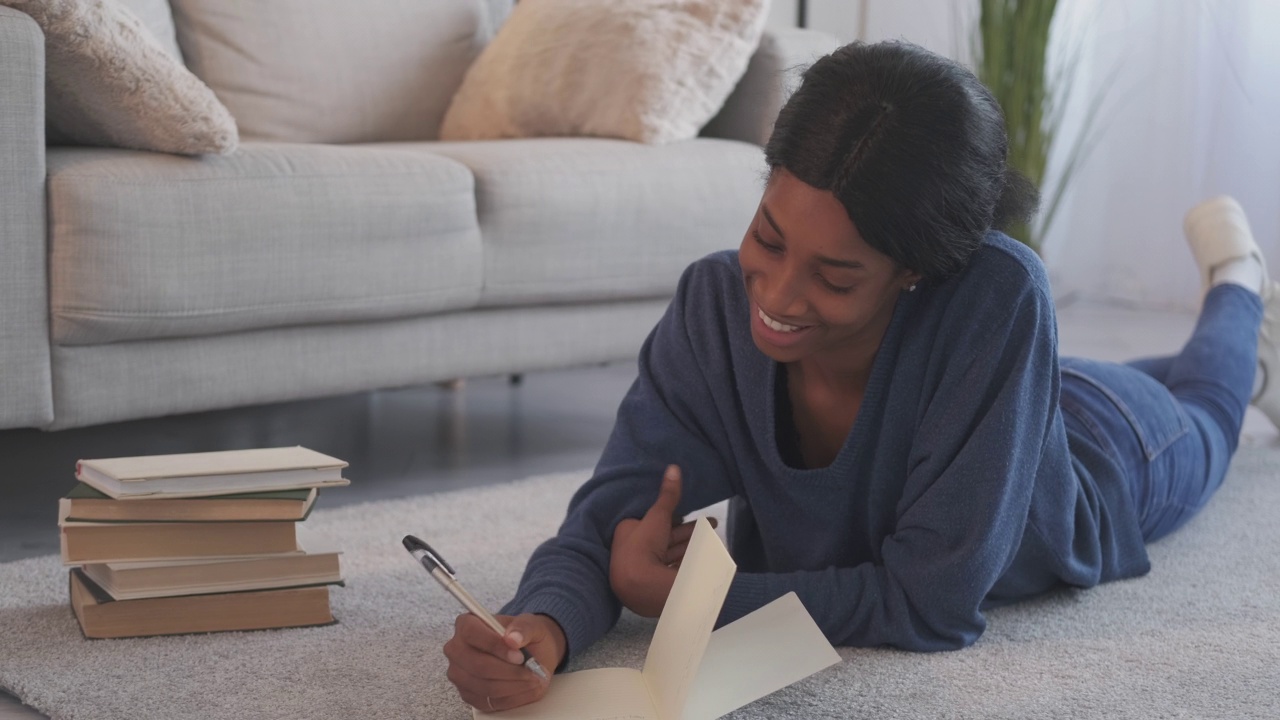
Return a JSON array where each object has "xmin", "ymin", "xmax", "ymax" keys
[{"xmin": 435, "ymin": 378, "xmax": 466, "ymax": 392}]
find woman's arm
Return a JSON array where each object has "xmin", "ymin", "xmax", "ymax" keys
[{"xmin": 499, "ymin": 259, "xmax": 741, "ymax": 662}]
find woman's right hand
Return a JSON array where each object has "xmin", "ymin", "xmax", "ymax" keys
[{"xmin": 443, "ymin": 612, "xmax": 565, "ymax": 713}]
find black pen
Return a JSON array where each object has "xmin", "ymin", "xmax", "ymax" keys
[{"xmin": 402, "ymin": 534, "xmax": 549, "ymax": 681}]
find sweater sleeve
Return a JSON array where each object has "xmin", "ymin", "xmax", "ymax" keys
[
  {"xmin": 502, "ymin": 260, "xmax": 739, "ymax": 663},
  {"xmin": 718, "ymin": 273, "xmax": 1060, "ymax": 651}
]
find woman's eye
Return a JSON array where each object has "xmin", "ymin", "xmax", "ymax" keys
[
  {"xmin": 819, "ymin": 277, "xmax": 855, "ymax": 294},
  {"xmin": 752, "ymin": 230, "xmax": 782, "ymax": 254}
]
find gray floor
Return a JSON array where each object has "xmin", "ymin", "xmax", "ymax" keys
[{"xmin": 2, "ymin": 301, "xmax": 1275, "ymax": 718}]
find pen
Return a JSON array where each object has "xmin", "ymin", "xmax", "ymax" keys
[{"xmin": 402, "ymin": 534, "xmax": 549, "ymax": 681}]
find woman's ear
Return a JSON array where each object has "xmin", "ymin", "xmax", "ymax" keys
[{"xmin": 902, "ymin": 270, "xmax": 924, "ymax": 292}]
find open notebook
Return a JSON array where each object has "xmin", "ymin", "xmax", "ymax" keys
[{"xmin": 481, "ymin": 518, "xmax": 840, "ymax": 719}]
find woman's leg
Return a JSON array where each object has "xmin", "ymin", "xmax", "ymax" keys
[
  {"xmin": 1124, "ymin": 356, "xmax": 1175, "ymax": 384},
  {"xmin": 1149, "ymin": 284, "xmax": 1261, "ymax": 519},
  {"xmin": 1064, "ymin": 197, "xmax": 1270, "ymax": 542},
  {"xmin": 1062, "ymin": 285, "xmax": 1262, "ymax": 543}
]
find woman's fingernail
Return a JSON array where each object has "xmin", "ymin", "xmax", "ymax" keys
[
  {"xmin": 507, "ymin": 631, "xmax": 525, "ymax": 646},
  {"xmin": 507, "ymin": 650, "xmax": 524, "ymax": 664}
]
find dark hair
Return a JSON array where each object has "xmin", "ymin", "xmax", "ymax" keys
[{"xmin": 765, "ymin": 41, "xmax": 1040, "ymax": 282}]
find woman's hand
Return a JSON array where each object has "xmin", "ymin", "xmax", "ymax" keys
[
  {"xmin": 443, "ymin": 612, "xmax": 564, "ymax": 712},
  {"xmin": 609, "ymin": 465, "xmax": 716, "ymax": 617}
]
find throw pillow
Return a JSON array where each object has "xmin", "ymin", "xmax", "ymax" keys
[
  {"xmin": 1, "ymin": 0, "xmax": 237, "ymax": 155},
  {"xmin": 439, "ymin": 0, "xmax": 770, "ymax": 145}
]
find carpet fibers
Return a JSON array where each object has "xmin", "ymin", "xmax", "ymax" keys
[{"xmin": 2, "ymin": 448, "xmax": 1279, "ymax": 719}]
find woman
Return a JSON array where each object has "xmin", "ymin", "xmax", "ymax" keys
[{"xmin": 442, "ymin": 41, "xmax": 1276, "ymax": 712}]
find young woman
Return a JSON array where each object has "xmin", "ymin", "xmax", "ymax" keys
[{"xmin": 442, "ymin": 41, "xmax": 1277, "ymax": 713}]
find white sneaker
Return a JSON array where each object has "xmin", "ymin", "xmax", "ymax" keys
[
  {"xmin": 1184, "ymin": 196, "xmax": 1266, "ymax": 296},
  {"xmin": 1255, "ymin": 283, "xmax": 1280, "ymax": 427},
  {"xmin": 1183, "ymin": 196, "xmax": 1280, "ymax": 426}
]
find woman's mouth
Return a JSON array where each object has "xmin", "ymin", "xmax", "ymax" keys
[
  {"xmin": 753, "ymin": 306, "xmax": 816, "ymax": 348},
  {"xmin": 758, "ymin": 308, "xmax": 808, "ymax": 332}
]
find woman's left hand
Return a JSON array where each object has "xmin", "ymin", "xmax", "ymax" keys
[{"xmin": 609, "ymin": 465, "xmax": 716, "ymax": 617}]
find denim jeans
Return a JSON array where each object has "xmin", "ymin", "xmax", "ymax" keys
[{"xmin": 1058, "ymin": 283, "xmax": 1263, "ymax": 543}]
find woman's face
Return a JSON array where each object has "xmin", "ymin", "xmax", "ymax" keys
[{"xmin": 739, "ymin": 168, "xmax": 920, "ymax": 365}]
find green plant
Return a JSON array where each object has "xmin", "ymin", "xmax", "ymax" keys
[{"xmin": 975, "ymin": 0, "xmax": 1106, "ymax": 253}]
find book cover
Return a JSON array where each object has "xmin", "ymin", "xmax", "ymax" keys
[
  {"xmin": 59, "ymin": 512, "xmax": 300, "ymax": 565},
  {"xmin": 80, "ymin": 527, "xmax": 343, "ymax": 600},
  {"xmin": 75, "ymin": 446, "xmax": 350, "ymax": 499},
  {"xmin": 60, "ymin": 484, "xmax": 319, "ymax": 523},
  {"xmin": 69, "ymin": 569, "xmax": 337, "ymax": 639}
]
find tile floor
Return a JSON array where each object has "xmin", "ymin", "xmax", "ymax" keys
[{"xmin": 1, "ymin": 301, "xmax": 1275, "ymax": 718}]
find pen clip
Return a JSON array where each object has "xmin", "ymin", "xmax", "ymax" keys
[{"xmin": 402, "ymin": 534, "xmax": 457, "ymax": 578}]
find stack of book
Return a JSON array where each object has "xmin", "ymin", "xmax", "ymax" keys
[{"xmin": 59, "ymin": 446, "xmax": 351, "ymax": 639}]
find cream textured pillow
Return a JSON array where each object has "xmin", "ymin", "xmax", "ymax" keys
[
  {"xmin": 440, "ymin": 0, "xmax": 770, "ymax": 144},
  {"xmin": 1, "ymin": 0, "xmax": 237, "ymax": 155}
]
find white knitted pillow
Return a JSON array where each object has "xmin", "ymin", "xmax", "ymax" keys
[
  {"xmin": 440, "ymin": 0, "xmax": 770, "ymax": 145},
  {"xmin": 1, "ymin": 0, "xmax": 237, "ymax": 155}
]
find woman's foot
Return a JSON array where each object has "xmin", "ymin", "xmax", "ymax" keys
[
  {"xmin": 1255, "ymin": 287, "xmax": 1280, "ymax": 427},
  {"xmin": 1184, "ymin": 196, "xmax": 1266, "ymax": 296},
  {"xmin": 1184, "ymin": 196, "xmax": 1280, "ymax": 427}
]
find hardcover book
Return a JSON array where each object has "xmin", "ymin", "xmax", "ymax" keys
[
  {"xmin": 79, "ymin": 527, "xmax": 342, "ymax": 600},
  {"xmin": 69, "ymin": 568, "xmax": 337, "ymax": 639},
  {"xmin": 75, "ymin": 446, "xmax": 349, "ymax": 499},
  {"xmin": 60, "ymin": 484, "xmax": 319, "ymax": 523},
  {"xmin": 59, "ymin": 505, "xmax": 300, "ymax": 565}
]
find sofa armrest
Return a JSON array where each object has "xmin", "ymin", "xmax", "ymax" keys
[
  {"xmin": 0, "ymin": 6, "xmax": 54, "ymax": 429},
  {"xmin": 703, "ymin": 27, "xmax": 842, "ymax": 147}
]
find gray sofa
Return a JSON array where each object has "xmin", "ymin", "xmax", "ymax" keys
[{"xmin": 0, "ymin": 3, "xmax": 838, "ymax": 431}]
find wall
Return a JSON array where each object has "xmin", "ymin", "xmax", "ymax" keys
[{"xmin": 766, "ymin": 0, "xmax": 977, "ymax": 60}]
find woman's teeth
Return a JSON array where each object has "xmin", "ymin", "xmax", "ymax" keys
[{"xmin": 759, "ymin": 308, "xmax": 806, "ymax": 333}]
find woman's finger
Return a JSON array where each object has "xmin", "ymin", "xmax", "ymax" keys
[
  {"xmin": 455, "ymin": 614, "xmax": 523, "ymax": 664},
  {"xmin": 459, "ymin": 681, "xmax": 548, "ymax": 713},
  {"xmin": 668, "ymin": 520, "xmax": 696, "ymax": 548},
  {"xmin": 642, "ymin": 466, "xmax": 682, "ymax": 529},
  {"xmin": 667, "ymin": 539, "xmax": 689, "ymax": 565}
]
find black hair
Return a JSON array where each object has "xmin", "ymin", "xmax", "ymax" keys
[{"xmin": 765, "ymin": 41, "xmax": 1040, "ymax": 282}]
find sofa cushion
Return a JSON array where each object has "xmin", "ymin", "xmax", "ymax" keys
[
  {"xmin": 170, "ymin": 0, "xmax": 490, "ymax": 143},
  {"xmin": 403, "ymin": 137, "xmax": 765, "ymax": 307},
  {"xmin": 47, "ymin": 143, "xmax": 483, "ymax": 345}
]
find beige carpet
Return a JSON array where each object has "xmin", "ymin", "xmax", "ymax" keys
[{"xmin": 1, "ymin": 448, "xmax": 1279, "ymax": 720}]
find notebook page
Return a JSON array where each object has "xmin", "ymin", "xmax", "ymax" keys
[
  {"xmin": 641, "ymin": 517, "xmax": 736, "ymax": 720},
  {"xmin": 682, "ymin": 592, "xmax": 841, "ymax": 720},
  {"xmin": 476, "ymin": 667, "xmax": 657, "ymax": 720}
]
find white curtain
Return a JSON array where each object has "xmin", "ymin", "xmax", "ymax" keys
[{"xmin": 1040, "ymin": 0, "xmax": 1280, "ymax": 310}]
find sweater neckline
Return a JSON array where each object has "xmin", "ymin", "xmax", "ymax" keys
[{"xmin": 761, "ymin": 290, "xmax": 917, "ymax": 479}]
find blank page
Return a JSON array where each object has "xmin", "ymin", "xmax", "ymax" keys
[
  {"xmin": 641, "ymin": 517, "xmax": 736, "ymax": 720},
  {"xmin": 476, "ymin": 667, "xmax": 657, "ymax": 720},
  {"xmin": 682, "ymin": 592, "xmax": 841, "ymax": 720}
]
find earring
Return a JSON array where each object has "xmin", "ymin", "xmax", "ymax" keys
[{"xmin": 907, "ymin": 283, "xmax": 918, "ymax": 292}]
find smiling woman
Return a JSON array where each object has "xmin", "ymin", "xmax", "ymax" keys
[{"xmin": 439, "ymin": 40, "xmax": 1280, "ymax": 714}]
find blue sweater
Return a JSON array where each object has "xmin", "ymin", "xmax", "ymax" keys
[{"xmin": 504, "ymin": 233, "xmax": 1151, "ymax": 659}]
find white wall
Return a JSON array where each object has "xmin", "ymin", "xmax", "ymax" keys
[{"xmin": 766, "ymin": 0, "xmax": 977, "ymax": 61}]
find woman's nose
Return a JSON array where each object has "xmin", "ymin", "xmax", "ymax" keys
[{"xmin": 757, "ymin": 262, "xmax": 806, "ymax": 316}]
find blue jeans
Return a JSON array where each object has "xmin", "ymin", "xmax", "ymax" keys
[{"xmin": 1058, "ymin": 284, "xmax": 1263, "ymax": 542}]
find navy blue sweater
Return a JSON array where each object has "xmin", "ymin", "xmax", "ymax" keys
[{"xmin": 504, "ymin": 233, "xmax": 1150, "ymax": 659}]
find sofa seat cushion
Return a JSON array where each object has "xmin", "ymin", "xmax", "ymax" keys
[
  {"xmin": 47, "ymin": 142, "xmax": 483, "ymax": 345},
  {"xmin": 398, "ymin": 137, "xmax": 765, "ymax": 306}
]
